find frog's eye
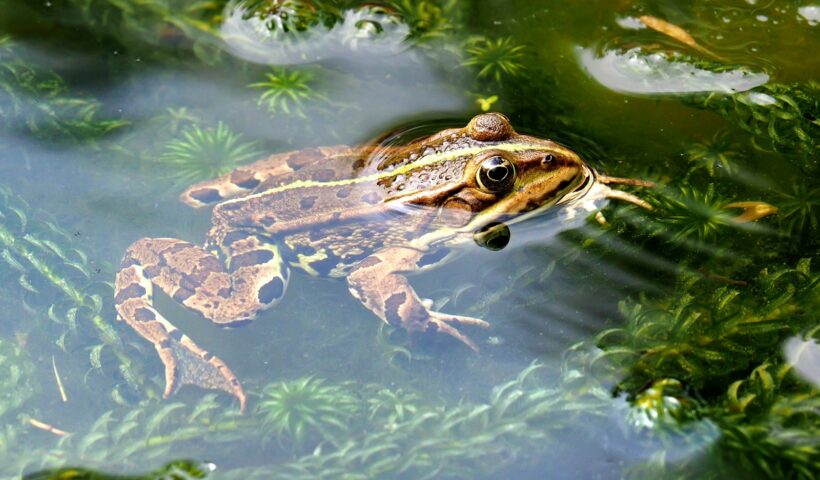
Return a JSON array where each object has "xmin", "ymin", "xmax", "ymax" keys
[{"xmin": 476, "ymin": 156, "xmax": 516, "ymax": 193}]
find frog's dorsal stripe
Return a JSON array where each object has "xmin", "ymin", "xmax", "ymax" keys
[{"xmin": 218, "ymin": 142, "xmax": 557, "ymax": 207}]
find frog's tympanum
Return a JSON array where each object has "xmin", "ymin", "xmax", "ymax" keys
[{"xmin": 114, "ymin": 113, "xmax": 649, "ymax": 410}]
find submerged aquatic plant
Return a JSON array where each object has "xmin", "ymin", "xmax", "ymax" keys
[
  {"xmin": 248, "ymin": 68, "xmax": 324, "ymax": 118},
  {"xmin": 0, "ymin": 339, "xmax": 36, "ymax": 420},
  {"xmin": 388, "ymin": 0, "xmax": 461, "ymax": 44},
  {"xmin": 0, "ymin": 36, "xmax": 128, "ymax": 144},
  {"xmin": 684, "ymin": 130, "xmax": 741, "ymax": 177},
  {"xmin": 687, "ymin": 80, "xmax": 819, "ymax": 171},
  {"xmin": 775, "ymin": 182, "xmax": 820, "ymax": 237},
  {"xmin": 0, "ymin": 185, "xmax": 141, "ymax": 395},
  {"xmin": 598, "ymin": 258, "xmax": 818, "ymax": 394},
  {"xmin": 257, "ymin": 377, "xmax": 358, "ymax": 448},
  {"xmin": 159, "ymin": 122, "xmax": 261, "ymax": 184},
  {"xmin": 463, "ymin": 36, "xmax": 528, "ymax": 84},
  {"xmin": 647, "ymin": 185, "xmax": 739, "ymax": 243}
]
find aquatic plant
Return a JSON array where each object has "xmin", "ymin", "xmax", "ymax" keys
[
  {"xmin": 463, "ymin": 36, "xmax": 528, "ymax": 84},
  {"xmin": 8, "ymin": 395, "xmax": 243, "ymax": 476},
  {"xmin": 0, "ymin": 184, "xmax": 142, "ymax": 396},
  {"xmin": 598, "ymin": 258, "xmax": 818, "ymax": 394},
  {"xmin": 0, "ymin": 338, "xmax": 37, "ymax": 420},
  {"xmin": 645, "ymin": 184, "xmax": 740, "ymax": 243},
  {"xmin": 159, "ymin": 122, "xmax": 261, "ymax": 184},
  {"xmin": 257, "ymin": 377, "xmax": 359, "ymax": 448},
  {"xmin": 775, "ymin": 181, "xmax": 820, "ymax": 238},
  {"xmin": 686, "ymin": 80, "xmax": 819, "ymax": 172},
  {"xmin": 0, "ymin": 36, "xmax": 129, "ymax": 144},
  {"xmin": 248, "ymin": 68, "xmax": 325, "ymax": 118},
  {"xmin": 387, "ymin": 0, "xmax": 461, "ymax": 44},
  {"xmin": 684, "ymin": 130, "xmax": 741, "ymax": 177}
]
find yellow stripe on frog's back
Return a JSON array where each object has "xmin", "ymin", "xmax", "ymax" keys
[{"xmin": 218, "ymin": 143, "xmax": 558, "ymax": 207}]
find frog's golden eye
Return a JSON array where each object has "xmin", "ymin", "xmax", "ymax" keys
[{"xmin": 476, "ymin": 156, "xmax": 516, "ymax": 193}]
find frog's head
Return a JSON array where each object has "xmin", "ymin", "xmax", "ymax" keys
[{"xmin": 409, "ymin": 113, "xmax": 594, "ymax": 229}]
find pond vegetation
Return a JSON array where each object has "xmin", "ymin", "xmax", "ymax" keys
[{"xmin": 0, "ymin": 0, "xmax": 817, "ymax": 478}]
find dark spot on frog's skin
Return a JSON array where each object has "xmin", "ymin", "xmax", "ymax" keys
[
  {"xmin": 120, "ymin": 255, "xmax": 139, "ymax": 268},
  {"xmin": 418, "ymin": 248, "xmax": 450, "ymax": 268},
  {"xmin": 230, "ymin": 250, "xmax": 275, "ymax": 272},
  {"xmin": 202, "ymin": 352, "xmax": 213, "ymax": 360},
  {"xmin": 312, "ymin": 169, "xmax": 336, "ymax": 182},
  {"xmin": 115, "ymin": 284, "xmax": 146, "ymax": 304},
  {"xmin": 308, "ymin": 229, "xmax": 325, "ymax": 242},
  {"xmin": 190, "ymin": 188, "xmax": 223, "ymax": 204},
  {"xmin": 173, "ymin": 287, "xmax": 195, "ymax": 302},
  {"xmin": 355, "ymin": 256, "xmax": 382, "ymax": 269},
  {"xmin": 309, "ymin": 252, "xmax": 342, "ymax": 277},
  {"xmin": 231, "ymin": 170, "xmax": 261, "ymax": 189},
  {"xmin": 258, "ymin": 277, "xmax": 285, "ymax": 304},
  {"xmin": 352, "ymin": 159, "xmax": 365, "ymax": 170},
  {"xmin": 144, "ymin": 265, "xmax": 163, "ymax": 278},
  {"xmin": 134, "ymin": 308, "xmax": 156, "ymax": 322},
  {"xmin": 222, "ymin": 230, "xmax": 253, "ymax": 247},
  {"xmin": 384, "ymin": 292, "xmax": 407, "ymax": 326},
  {"xmin": 169, "ymin": 329, "xmax": 184, "ymax": 342},
  {"xmin": 197, "ymin": 255, "xmax": 223, "ymax": 273},
  {"xmin": 299, "ymin": 196, "xmax": 317, "ymax": 210},
  {"xmin": 294, "ymin": 244, "xmax": 318, "ymax": 256},
  {"xmin": 179, "ymin": 275, "xmax": 199, "ymax": 292},
  {"xmin": 361, "ymin": 192, "xmax": 381, "ymax": 205},
  {"xmin": 336, "ymin": 187, "xmax": 352, "ymax": 198},
  {"xmin": 261, "ymin": 215, "xmax": 277, "ymax": 227},
  {"xmin": 217, "ymin": 286, "xmax": 232, "ymax": 298},
  {"xmin": 286, "ymin": 148, "xmax": 321, "ymax": 170}
]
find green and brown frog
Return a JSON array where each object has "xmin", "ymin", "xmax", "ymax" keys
[{"xmin": 114, "ymin": 113, "xmax": 651, "ymax": 410}]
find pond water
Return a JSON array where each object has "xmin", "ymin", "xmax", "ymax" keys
[{"xmin": 0, "ymin": 1, "xmax": 817, "ymax": 479}]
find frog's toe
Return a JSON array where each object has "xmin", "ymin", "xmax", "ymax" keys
[
  {"xmin": 158, "ymin": 334, "xmax": 247, "ymax": 412},
  {"xmin": 427, "ymin": 312, "xmax": 490, "ymax": 352}
]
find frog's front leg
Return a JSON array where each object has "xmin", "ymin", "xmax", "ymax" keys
[
  {"xmin": 114, "ymin": 235, "xmax": 289, "ymax": 410},
  {"xmin": 347, "ymin": 247, "xmax": 490, "ymax": 351}
]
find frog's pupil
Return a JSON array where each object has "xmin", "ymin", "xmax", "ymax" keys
[{"xmin": 488, "ymin": 165, "xmax": 508, "ymax": 182}]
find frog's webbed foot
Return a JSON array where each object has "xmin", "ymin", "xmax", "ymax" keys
[
  {"xmin": 348, "ymin": 247, "xmax": 490, "ymax": 352},
  {"xmin": 115, "ymin": 263, "xmax": 247, "ymax": 411}
]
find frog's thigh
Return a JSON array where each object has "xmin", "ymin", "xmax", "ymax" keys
[{"xmin": 125, "ymin": 237, "xmax": 289, "ymax": 324}]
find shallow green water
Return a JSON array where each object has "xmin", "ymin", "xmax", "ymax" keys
[{"xmin": 0, "ymin": 1, "xmax": 818, "ymax": 479}]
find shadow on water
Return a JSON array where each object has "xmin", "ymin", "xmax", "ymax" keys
[{"xmin": 0, "ymin": 0, "xmax": 817, "ymax": 479}]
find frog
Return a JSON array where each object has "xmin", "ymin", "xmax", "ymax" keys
[{"xmin": 114, "ymin": 113, "xmax": 651, "ymax": 411}]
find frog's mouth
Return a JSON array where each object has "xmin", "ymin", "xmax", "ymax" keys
[{"xmin": 470, "ymin": 164, "xmax": 597, "ymax": 230}]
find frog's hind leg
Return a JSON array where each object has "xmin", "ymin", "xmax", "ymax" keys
[{"xmin": 115, "ymin": 237, "xmax": 290, "ymax": 410}]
